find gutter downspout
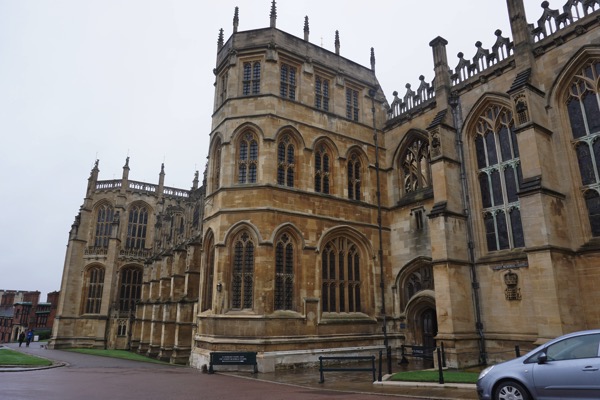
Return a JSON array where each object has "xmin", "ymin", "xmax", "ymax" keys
[{"xmin": 449, "ymin": 94, "xmax": 487, "ymax": 365}]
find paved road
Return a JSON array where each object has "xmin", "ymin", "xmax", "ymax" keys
[{"xmin": 0, "ymin": 343, "xmax": 478, "ymax": 400}]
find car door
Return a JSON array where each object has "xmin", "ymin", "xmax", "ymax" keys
[{"xmin": 532, "ymin": 333, "xmax": 600, "ymax": 399}]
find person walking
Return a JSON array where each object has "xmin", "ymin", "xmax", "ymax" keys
[
  {"xmin": 18, "ymin": 331, "xmax": 25, "ymax": 347},
  {"xmin": 25, "ymin": 329, "xmax": 33, "ymax": 347}
]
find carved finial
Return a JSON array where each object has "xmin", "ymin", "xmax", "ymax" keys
[
  {"xmin": 370, "ymin": 47, "xmax": 375, "ymax": 72},
  {"xmin": 217, "ymin": 28, "xmax": 224, "ymax": 50},
  {"xmin": 160, "ymin": 163, "xmax": 165, "ymax": 175},
  {"xmin": 304, "ymin": 16, "xmax": 309, "ymax": 41},
  {"xmin": 270, "ymin": 0, "xmax": 277, "ymax": 28},
  {"xmin": 192, "ymin": 170, "xmax": 199, "ymax": 190},
  {"xmin": 233, "ymin": 7, "xmax": 239, "ymax": 33},
  {"xmin": 334, "ymin": 30, "xmax": 340, "ymax": 55},
  {"xmin": 124, "ymin": 156, "xmax": 130, "ymax": 168},
  {"xmin": 93, "ymin": 159, "xmax": 99, "ymax": 170}
]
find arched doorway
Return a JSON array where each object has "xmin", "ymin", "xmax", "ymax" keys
[{"xmin": 420, "ymin": 307, "xmax": 437, "ymax": 350}]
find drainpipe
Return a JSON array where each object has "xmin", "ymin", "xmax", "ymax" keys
[
  {"xmin": 448, "ymin": 94, "xmax": 487, "ymax": 365},
  {"xmin": 370, "ymin": 89, "xmax": 390, "ymax": 373}
]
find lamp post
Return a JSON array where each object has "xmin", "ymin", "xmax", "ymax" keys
[{"xmin": 369, "ymin": 89, "xmax": 390, "ymax": 374}]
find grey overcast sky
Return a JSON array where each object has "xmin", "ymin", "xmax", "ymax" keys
[{"xmin": 0, "ymin": 0, "xmax": 544, "ymax": 299}]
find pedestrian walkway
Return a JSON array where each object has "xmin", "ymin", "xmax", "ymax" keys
[{"xmin": 1, "ymin": 342, "xmax": 478, "ymax": 399}]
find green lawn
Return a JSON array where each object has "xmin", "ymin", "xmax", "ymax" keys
[
  {"xmin": 66, "ymin": 348, "xmax": 173, "ymax": 365},
  {"xmin": 390, "ymin": 369, "xmax": 479, "ymax": 384},
  {"xmin": 0, "ymin": 348, "xmax": 53, "ymax": 367}
]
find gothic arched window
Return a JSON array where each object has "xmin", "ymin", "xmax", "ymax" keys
[
  {"xmin": 314, "ymin": 144, "xmax": 331, "ymax": 194},
  {"xmin": 238, "ymin": 132, "xmax": 258, "ymax": 184},
  {"xmin": 347, "ymin": 152, "xmax": 361, "ymax": 200},
  {"xmin": 274, "ymin": 233, "xmax": 294, "ymax": 310},
  {"xmin": 118, "ymin": 267, "xmax": 142, "ymax": 313},
  {"xmin": 212, "ymin": 139, "xmax": 222, "ymax": 191},
  {"xmin": 474, "ymin": 105, "xmax": 524, "ymax": 251},
  {"xmin": 232, "ymin": 231, "xmax": 254, "ymax": 309},
  {"xmin": 202, "ymin": 233, "xmax": 215, "ymax": 312},
  {"xmin": 401, "ymin": 137, "xmax": 431, "ymax": 195},
  {"xmin": 126, "ymin": 205, "xmax": 148, "ymax": 249},
  {"xmin": 277, "ymin": 134, "xmax": 295, "ymax": 187},
  {"xmin": 404, "ymin": 265, "xmax": 434, "ymax": 307},
  {"xmin": 566, "ymin": 59, "xmax": 600, "ymax": 235},
  {"xmin": 94, "ymin": 203, "xmax": 114, "ymax": 248},
  {"xmin": 321, "ymin": 237, "xmax": 361, "ymax": 313},
  {"xmin": 84, "ymin": 266, "xmax": 104, "ymax": 314}
]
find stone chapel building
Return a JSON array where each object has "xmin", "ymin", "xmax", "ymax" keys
[{"xmin": 50, "ymin": 0, "xmax": 600, "ymax": 371}]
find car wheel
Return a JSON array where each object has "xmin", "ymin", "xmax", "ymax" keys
[{"xmin": 494, "ymin": 380, "xmax": 530, "ymax": 400}]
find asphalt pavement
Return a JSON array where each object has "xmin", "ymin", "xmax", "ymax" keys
[{"xmin": 0, "ymin": 342, "xmax": 478, "ymax": 400}]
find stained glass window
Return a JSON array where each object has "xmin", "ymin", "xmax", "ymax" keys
[
  {"xmin": 232, "ymin": 232, "xmax": 254, "ymax": 309},
  {"xmin": 321, "ymin": 238, "xmax": 361, "ymax": 313}
]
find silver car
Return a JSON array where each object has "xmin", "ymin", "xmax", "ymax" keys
[{"xmin": 477, "ymin": 329, "xmax": 600, "ymax": 400}]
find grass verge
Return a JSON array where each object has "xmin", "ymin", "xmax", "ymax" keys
[
  {"xmin": 66, "ymin": 348, "xmax": 172, "ymax": 365},
  {"xmin": 390, "ymin": 370, "xmax": 478, "ymax": 384},
  {"xmin": 0, "ymin": 348, "xmax": 53, "ymax": 367}
]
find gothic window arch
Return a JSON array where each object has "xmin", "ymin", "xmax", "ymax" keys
[
  {"xmin": 202, "ymin": 233, "xmax": 215, "ymax": 312},
  {"xmin": 168, "ymin": 212, "xmax": 185, "ymax": 243},
  {"xmin": 314, "ymin": 143, "xmax": 331, "ymax": 194},
  {"xmin": 400, "ymin": 136, "xmax": 431, "ymax": 196},
  {"xmin": 84, "ymin": 266, "xmax": 104, "ymax": 314},
  {"xmin": 402, "ymin": 265, "xmax": 434, "ymax": 310},
  {"xmin": 118, "ymin": 266, "xmax": 142, "ymax": 314},
  {"xmin": 347, "ymin": 152, "xmax": 362, "ymax": 200},
  {"xmin": 566, "ymin": 59, "xmax": 600, "ymax": 235},
  {"xmin": 274, "ymin": 233, "xmax": 294, "ymax": 310},
  {"xmin": 474, "ymin": 104, "xmax": 525, "ymax": 251},
  {"xmin": 212, "ymin": 139, "xmax": 222, "ymax": 191},
  {"xmin": 126, "ymin": 204, "xmax": 148, "ymax": 249},
  {"xmin": 94, "ymin": 203, "xmax": 114, "ymax": 248},
  {"xmin": 232, "ymin": 231, "xmax": 255, "ymax": 309},
  {"xmin": 238, "ymin": 131, "xmax": 258, "ymax": 184},
  {"xmin": 321, "ymin": 237, "xmax": 361, "ymax": 313},
  {"xmin": 277, "ymin": 134, "xmax": 295, "ymax": 187}
]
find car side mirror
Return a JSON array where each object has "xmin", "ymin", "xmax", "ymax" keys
[{"xmin": 537, "ymin": 352, "xmax": 548, "ymax": 364}]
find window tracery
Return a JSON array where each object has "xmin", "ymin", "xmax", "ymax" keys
[
  {"xmin": 243, "ymin": 61, "xmax": 261, "ymax": 95},
  {"xmin": 321, "ymin": 237, "xmax": 361, "ymax": 313},
  {"xmin": 315, "ymin": 76, "xmax": 329, "ymax": 111},
  {"xmin": 347, "ymin": 152, "xmax": 361, "ymax": 200},
  {"xmin": 238, "ymin": 132, "xmax": 258, "ymax": 184},
  {"xmin": 400, "ymin": 137, "xmax": 431, "ymax": 195},
  {"xmin": 274, "ymin": 233, "xmax": 294, "ymax": 310},
  {"xmin": 94, "ymin": 204, "xmax": 114, "ymax": 248},
  {"xmin": 126, "ymin": 205, "xmax": 148, "ymax": 249},
  {"xmin": 314, "ymin": 144, "xmax": 331, "ymax": 194},
  {"xmin": 566, "ymin": 59, "xmax": 600, "ymax": 235},
  {"xmin": 280, "ymin": 63, "xmax": 297, "ymax": 100},
  {"xmin": 118, "ymin": 267, "xmax": 142, "ymax": 313},
  {"xmin": 84, "ymin": 266, "xmax": 104, "ymax": 314},
  {"xmin": 232, "ymin": 231, "xmax": 254, "ymax": 309},
  {"xmin": 277, "ymin": 134, "xmax": 295, "ymax": 187},
  {"xmin": 202, "ymin": 234, "xmax": 215, "ymax": 312}
]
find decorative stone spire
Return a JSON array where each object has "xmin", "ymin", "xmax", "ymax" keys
[
  {"xmin": 304, "ymin": 16, "xmax": 309, "ymax": 41},
  {"xmin": 270, "ymin": 0, "xmax": 277, "ymax": 28},
  {"xmin": 233, "ymin": 7, "xmax": 239, "ymax": 33},
  {"xmin": 158, "ymin": 163, "xmax": 165, "ymax": 196},
  {"xmin": 122, "ymin": 156, "xmax": 130, "ymax": 180},
  {"xmin": 217, "ymin": 28, "xmax": 224, "ymax": 51},
  {"xmin": 334, "ymin": 30, "xmax": 340, "ymax": 55},
  {"xmin": 86, "ymin": 159, "xmax": 100, "ymax": 197},
  {"xmin": 370, "ymin": 47, "xmax": 375, "ymax": 72},
  {"xmin": 192, "ymin": 170, "xmax": 199, "ymax": 190}
]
